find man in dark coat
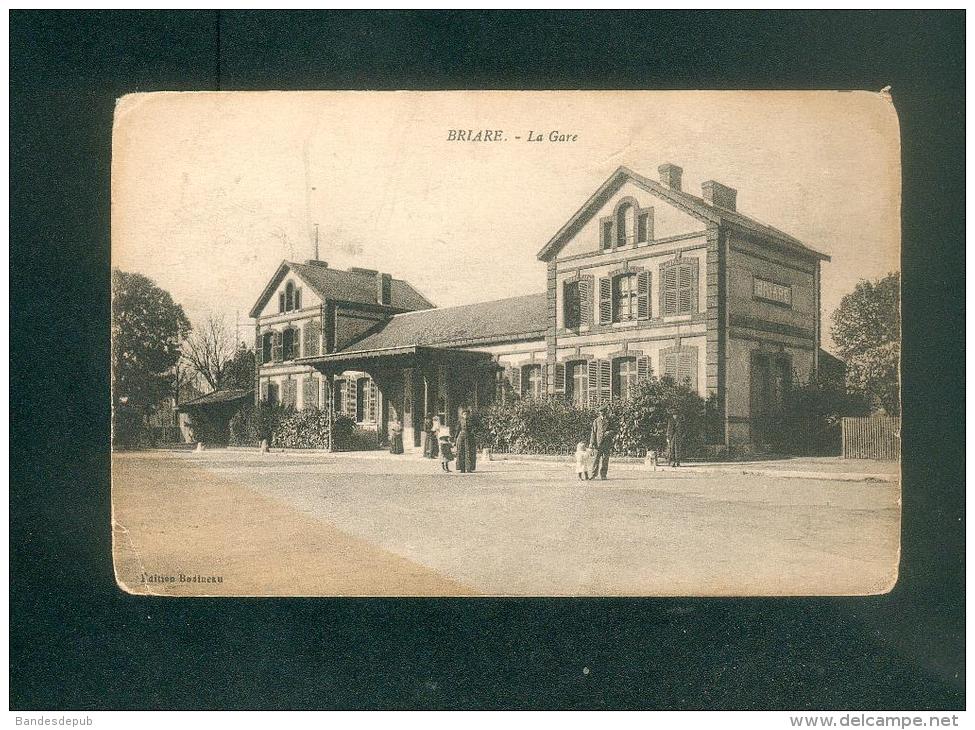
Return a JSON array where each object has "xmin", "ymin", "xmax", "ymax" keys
[
  {"xmin": 666, "ymin": 412, "xmax": 682, "ymax": 467},
  {"xmin": 589, "ymin": 407, "xmax": 614, "ymax": 480}
]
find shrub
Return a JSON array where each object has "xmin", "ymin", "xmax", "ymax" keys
[{"xmin": 472, "ymin": 375, "xmax": 708, "ymax": 457}]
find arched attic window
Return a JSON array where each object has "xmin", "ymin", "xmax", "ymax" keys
[
  {"xmin": 285, "ymin": 281, "xmax": 295, "ymax": 311},
  {"xmin": 616, "ymin": 202, "xmax": 635, "ymax": 247}
]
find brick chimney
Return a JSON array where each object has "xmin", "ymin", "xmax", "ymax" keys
[
  {"xmin": 702, "ymin": 180, "xmax": 737, "ymax": 211},
  {"xmin": 377, "ymin": 273, "xmax": 392, "ymax": 305},
  {"xmin": 658, "ymin": 163, "xmax": 683, "ymax": 191}
]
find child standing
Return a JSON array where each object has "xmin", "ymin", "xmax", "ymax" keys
[
  {"xmin": 575, "ymin": 441, "xmax": 592, "ymax": 481},
  {"xmin": 438, "ymin": 423, "xmax": 454, "ymax": 472}
]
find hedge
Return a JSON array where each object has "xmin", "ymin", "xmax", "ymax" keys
[
  {"xmin": 471, "ymin": 376, "xmax": 711, "ymax": 457},
  {"xmin": 228, "ymin": 404, "xmax": 356, "ymax": 450}
]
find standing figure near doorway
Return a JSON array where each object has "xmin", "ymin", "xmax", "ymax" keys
[
  {"xmin": 454, "ymin": 407, "xmax": 477, "ymax": 473},
  {"xmin": 389, "ymin": 418, "xmax": 404, "ymax": 455},
  {"xmin": 422, "ymin": 414, "xmax": 438, "ymax": 459}
]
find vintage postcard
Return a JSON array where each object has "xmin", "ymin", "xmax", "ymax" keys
[{"xmin": 111, "ymin": 90, "xmax": 901, "ymax": 597}]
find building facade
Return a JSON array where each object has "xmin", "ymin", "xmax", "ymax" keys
[{"xmin": 251, "ymin": 164, "xmax": 829, "ymax": 450}]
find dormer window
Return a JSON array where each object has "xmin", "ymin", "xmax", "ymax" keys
[{"xmin": 600, "ymin": 199, "xmax": 652, "ymax": 252}]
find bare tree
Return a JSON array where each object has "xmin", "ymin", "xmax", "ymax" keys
[{"xmin": 182, "ymin": 315, "xmax": 239, "ymax": 392}]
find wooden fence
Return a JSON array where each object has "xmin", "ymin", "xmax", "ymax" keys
[{"xmin": 841, "ymin": 415, "xmax": 901, "ymax": 460}]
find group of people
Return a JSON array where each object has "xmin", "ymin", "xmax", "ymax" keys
[
  {"xmin": 387, "ymin": 408, "xmax": 479, "ymax": 472},
  {"xmin": 574, "ymin": 408, "xmax": 684, "ymax": 481},
  {"xmin": 422, "ymin": 408, "xmax": 478, "ymax": 473},
  {"xmin": 391, "ymin": 405, "xmax": 683, "ymax": 480}
]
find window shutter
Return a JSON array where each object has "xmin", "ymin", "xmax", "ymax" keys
[
  {"xmin": 511, "ymin": 366, "xmax": 522, "ymax": 396},
  {"xmin": 678, "ymin": 263, "xmax": 694, "ymax": 314},
  {"xmin": 260, "ymin": 381, "xmax": 269, "ymax": 403},
  {"xmin": 579, "ymin": 276, "xmax": 593, "ymax": 326},
  {"xmin": 598, "ymin": 277, "xmax": 612, "ymax": 324},
  {"xmin": 303, "ymin": 321, "xmax": 319, "ymax": 357},
  {"xmin": 637, "ymin": 355, "xmax": 651, "ymax": 382},
  {"xmin": 272, "ymin": 331, "xmax": 283, "ymax": 362},
  {"xmin": 554, "ymin": 362, "xmax": 566, "ymax": 394},
  {"xmin": 347, "ymin": 377, "xmax": 358, "ymax": 420},
  {"xmin": 278, "ymin": 292, "xmax": 285, "ymax": 313},
  {"xmin": 637, "ymin": 270, "xmax": 652, "ymax": 320},
  {"xmin": 678, "ymin": 348, "xmax": 699, "ymax": 391},
  {"xmin": 368, "ymin": 380, "xmax": 379, "ymax": 422},
  {"xmin": 587, "ymin": 360, "xmax": 600, "ymax": 407},
  {"xmin": 540, "ymin": 363, "xmax": 549, "ymax": 396},
  {"xmin": 663, "ymin": 351, "xmax": 679, "ymax": 380},
  {"xmin": 661, "ymin": 265, "xmax": 678, "ymax": 316},
  {"xmin": 295, "ymin": 288, "xmax": 302, "ymax": 310},
  {"xmin": 599, "ymin": 360, "xmax": 612, "ymax": 402},
  {"xmin": 302, "ymin": 376, "xmax": 319, "ymax": 409}
]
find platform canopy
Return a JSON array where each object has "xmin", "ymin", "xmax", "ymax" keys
[{"xmin": 296, "ymin": 344, "xmax": 493, "ymax": 375}]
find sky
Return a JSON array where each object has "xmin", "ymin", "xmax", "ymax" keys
[{"xmin": 112, "ymin": 90, "xmax": 900, "ymax": 351}]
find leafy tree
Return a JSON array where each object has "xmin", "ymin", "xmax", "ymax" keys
[
  {"xmin": 830, "ymin": 272, "xmax": 900, "ymax": 415},
  {"xmin": 112, "ymin": 269, "xmax": 191, "ymax": 446}
]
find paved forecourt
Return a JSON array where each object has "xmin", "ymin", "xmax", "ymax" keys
[{"xmin": 112, "ymin": 450, "xmax": 901, "ymax": 597}]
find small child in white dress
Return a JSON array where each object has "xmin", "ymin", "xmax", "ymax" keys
[{"xmin": 575, "ymin": 441, "xmax": 592, "ymax": 481}]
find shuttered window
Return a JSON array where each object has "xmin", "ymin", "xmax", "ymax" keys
[
  {"xmin": 660, "ymin": 260, "xmax": 698, "ymax": 316},
  {"xmin": 261, "ymin": 332, "xmax": 274, "ymax": 364},
  {"xmin": 266, "ymin": 382, "xmax": 279, "ymax": 407},
  {"xmin": 522, "ymin": 364, "xmax": 543, "ymax": 399},
  {"xmin": 613, "ymin": 357, "xmax": 639, "ymax": 400},
  {"xmin": 661, "ymin": 346, "xmax": 699, "ymax": 392},
  {"xmin": 567, "ymin": 361, "xmax": 588, "ymax": 406},
  {"xmin": 612, "ymin": 273, "xmax": 638, "ymax": 322}
]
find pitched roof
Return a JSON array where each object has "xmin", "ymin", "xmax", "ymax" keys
[
  {"xmin": 248, "ymin": 261, "xmax": 434, "ymax": 318},
  {"xmin": 179, "ymin": 388, "xmax": 253, "ymax": 409},
  {"xmin": 333, "ymin": 292, "xmax": 547, "ymax": 353},
  {"xmin": 537, "ymin": 166, "xmax": 830, "ymax": 263}
]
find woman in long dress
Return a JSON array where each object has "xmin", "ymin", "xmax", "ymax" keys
[
  {"xmin": 422, "ymin": 414, "xmax": 438, "ymax": 458},
  {"xmin": 389, "ymin": 419, "xmax": 404, "ymax": 455},
  {"xmin": 454, "ymin": 407, "xmax": 477, "ymax": 473}
]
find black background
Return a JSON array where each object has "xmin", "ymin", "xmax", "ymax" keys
[{"xmin": 10, "ymin": 11, "xmax": 965, "ymax": 710}]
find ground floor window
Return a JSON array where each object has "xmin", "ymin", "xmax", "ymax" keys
[
  {"xmin": 613, "ymin": 357, "xmax": 638, "ymax": 400},
  {"xmin": 566, "ymin": 361, "xmax": 588, "ymax": 406},
  {"xmin": 522, "ymin": 364, "xmax": 543, "ymax": 398}
]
